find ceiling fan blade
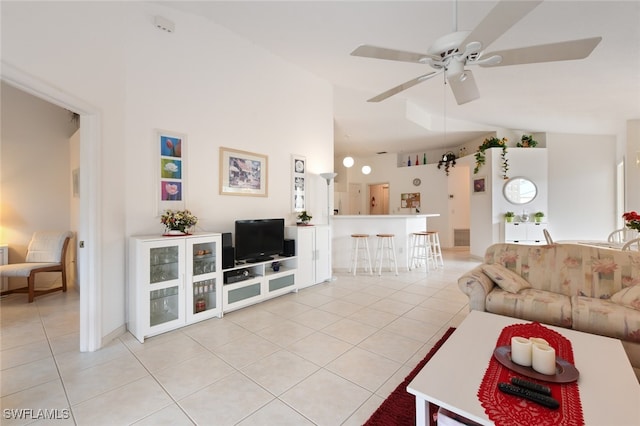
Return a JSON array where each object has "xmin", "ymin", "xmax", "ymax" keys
[
  {"xmin": 479, "ymin": 37, "xmax": 602, "ymax": 67},
  {"xmin": 447, "ymin": 69, "xmax": 480, "ymax": 105},
  {"xmin": 460, "ymin": 0, "xmax": 543, "ymax": 51},
  {"xmin": 351, "ymin": 45, "xmax": 433, "ymax": 64},
  {"xmin": 367, "ymin": 72, "xmax": 440, "ymax": 102}
]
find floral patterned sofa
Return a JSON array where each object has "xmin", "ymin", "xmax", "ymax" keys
[{"xmin": 458, "ymin": 243, "xmax": 640, "ymax": 378}]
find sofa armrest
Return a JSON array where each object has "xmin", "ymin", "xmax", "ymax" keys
[{"xmin": 457, "ymin": 265, "xmax": 495, "ymax": 312}]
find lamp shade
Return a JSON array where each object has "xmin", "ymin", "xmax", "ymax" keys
[{"xmin": 320, "ymin": 172, "xmax": 337, "ymax": 182}]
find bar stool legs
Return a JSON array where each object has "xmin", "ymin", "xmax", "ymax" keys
[
  {"xmin": 410, "ymin": 232, "xmax": 433, "ymax": 272},
  {"xmin": 427, "ymin": 231, "xmax": 444, "ymax": 268},
  {"xmin": 374, "ymin": 234, "xmax": 398, "ymax": 276},
  {"xmin": 349, "ymin": 234, "xmax": 373, "ymax": 276}
]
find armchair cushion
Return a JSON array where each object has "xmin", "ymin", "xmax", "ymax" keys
[
  {"xmin": 482, "ymin": 263, "xmax": 531, "ymax": 293},
  {"xmin": 0, "ymin": 262, "xmax": 61, "ymax": 277}
]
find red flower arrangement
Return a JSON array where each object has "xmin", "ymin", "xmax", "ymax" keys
[{"xmin": 622, "ymin": 211, "xmax": 640, "ymax": 232}]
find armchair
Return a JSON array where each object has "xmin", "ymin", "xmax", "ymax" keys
[{"xmin": 0, "ymin": 231, "xmax": 73, "ymax": 302}]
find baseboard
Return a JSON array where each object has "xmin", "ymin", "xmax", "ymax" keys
[{"xmin": 102, "ymin": 324, "xmax": 126, "ymax": 347}]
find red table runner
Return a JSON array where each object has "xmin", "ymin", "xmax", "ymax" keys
[{"xmin": 478, "ymin": 322, "xmax": 584, "ymax": 426}]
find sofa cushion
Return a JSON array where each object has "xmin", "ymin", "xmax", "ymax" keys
[
  {"xmin": 571, "ymin": 296, "xmax": 640, "ymax": 343},
  {"xmin": 610, "ymin": 285, "xmax": 640, "ymax": 311},
  {"xmin": 482, "ymin": 263, "xmax": 531, "ymax": 293},
  {"xmin": 486, "ymin": 288, "xmax": 572, "ymax": 328}
]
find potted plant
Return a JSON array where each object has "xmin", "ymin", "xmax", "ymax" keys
[
  {"xmin": 518, "ymin": 134, "xmax": 538, "ymax": 148},
  {"xmin": 505, "ymin": 211, "xmax": 515, "ymax": 223},
  {"xmin": 297, "ymin": 210, "xmax": 312, "ymax": 225},
  {"xmin": 534, "ymin": 212, "xmax": 545, "ymax": 223}
]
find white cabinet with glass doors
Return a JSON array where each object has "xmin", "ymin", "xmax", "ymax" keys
[{"xmin": 128, "ymin": 232, "xmax": 222, "ymax": 342}]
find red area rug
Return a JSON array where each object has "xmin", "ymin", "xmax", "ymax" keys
[{"xmin": 364, "ymin": 327, "xmax": 456, "ymax": 426}]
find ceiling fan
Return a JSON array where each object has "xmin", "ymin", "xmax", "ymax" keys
[{"xmin": 351, "ymin": 0, "xmax": 601, "ymax": 105}]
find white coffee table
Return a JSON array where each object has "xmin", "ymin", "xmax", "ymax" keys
[{"xmin": 407, "ymin": 310, "xmax": 640, "ymax": 425}]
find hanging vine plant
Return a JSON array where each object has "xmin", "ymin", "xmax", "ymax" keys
[
  {"xmin": 517, "ymin": 134, "xmax": 538, "ymax": 147},
  {"xmin": 474, "ymin": 136, "xmax": 509, "ymax": 179},
  {"xmin": 437, "ymin": 151, "xmax": 457, "ymax": 176}
]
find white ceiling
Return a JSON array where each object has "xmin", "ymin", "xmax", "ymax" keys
[{"xmin": 162, "ymin": 1, "xmax": 640, "ymax": 157}]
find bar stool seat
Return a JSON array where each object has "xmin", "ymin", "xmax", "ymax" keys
[
  {"xmin": 349, "ymin": 234, "xmax": 373, "ymax": 276},
  {"xmin": 374, "ymin": 234, "xmax": 398, "ymax": 276}
]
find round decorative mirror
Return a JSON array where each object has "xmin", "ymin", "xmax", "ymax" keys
[{"xmin": 503, "ymin": 177, "xmax": 537, "ymax": 205}]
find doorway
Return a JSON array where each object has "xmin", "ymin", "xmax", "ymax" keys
[
  {"xmin": 2, "ymin": 64, "xmax": 102, "ymax": 351},
  {"xmin": 368, "ymin": 183, "xmax": 390, "ymax": 215}
]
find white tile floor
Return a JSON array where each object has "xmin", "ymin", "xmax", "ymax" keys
[{"xmin": 1, "ymin": 251, "xmax": 480, "ymax": 425}]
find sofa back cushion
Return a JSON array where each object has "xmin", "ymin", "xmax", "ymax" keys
[{"xmin": 484, "ymin": 243, "xmax": 640, "ymax": 299}]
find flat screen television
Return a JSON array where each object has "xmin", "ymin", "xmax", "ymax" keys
[{"xmin": 234, "ymin": 218, "xmax": 285, "ymax": 263}]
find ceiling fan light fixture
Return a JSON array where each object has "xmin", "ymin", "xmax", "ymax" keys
[
  {"xmin": 361, "ymin": 165, "xmax": 372, "ymax": 175},
  {"xmin": 343, "ymin": 156, "xmax": 354, "ymax": 168}
]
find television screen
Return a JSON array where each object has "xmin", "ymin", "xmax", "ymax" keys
[{"xmin": 234, "ymin": 219, "xmax": 285, "ymax": 263}]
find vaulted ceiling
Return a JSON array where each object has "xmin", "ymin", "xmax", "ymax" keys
[{"xmin": 163, "ymin": 1, "xmax": 640, "ymax": 157}]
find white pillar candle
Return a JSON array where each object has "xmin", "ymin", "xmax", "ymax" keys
[
  {"xmin": 529, "ymin": 337, "xmax": 549, "ymax": 346},
  {"xmin": 532, "ymin": 343, "xmax": 556, "ymax": 375},
  {"xmin": 511, "ymin": 336, "xmax": 532, "ymax": 367}
]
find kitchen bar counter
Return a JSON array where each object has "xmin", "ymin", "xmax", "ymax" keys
[{"xmin": 331, "ymin": 214, "xmax": 440, "ymax": 272}]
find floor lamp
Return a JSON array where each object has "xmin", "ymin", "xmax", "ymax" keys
[{"xmin": 319, "ymin": 172, "xmax": 337, "ymax": 281}]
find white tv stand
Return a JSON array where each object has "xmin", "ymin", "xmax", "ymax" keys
[{"xmin": 222, "ymin": 255, "xmax": 297, "ymax": 313}]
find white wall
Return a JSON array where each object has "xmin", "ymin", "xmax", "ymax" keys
[
  {"xmin": 627, "ymin": 120, "xmax": 640, "ymax": 212},
  {"xmin": 1, "ymin": 2, "xmax": 333, "ymax": 345},
  {"xmin": 547, "ymin": 133, "xmax": 616, "ymax": 240}
]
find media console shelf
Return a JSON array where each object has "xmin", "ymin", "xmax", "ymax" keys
[{"xmin": 222, "ymin": 255, "xmax": 297, "ymax": 313}]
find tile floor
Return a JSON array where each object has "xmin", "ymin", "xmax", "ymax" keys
[{"xmin": 1, "ymin": 251, "xmax": 480, "ymax": 425}]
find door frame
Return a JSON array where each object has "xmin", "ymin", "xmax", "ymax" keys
[{"xmin": 2, "ymin": 62, "xmax": 102, "ymax": 351}]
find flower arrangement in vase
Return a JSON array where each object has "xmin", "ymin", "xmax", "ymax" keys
[
  {"xmin": 297, "ymin": 210, "xmax": 312, "ymax": 225},
  {"xmin": 161, "ymin": 209, "xmax": 198, "ymax": 235},
  {"xmin": 623, "ymin": 211, "xmax": 640, "ymax": 232}
]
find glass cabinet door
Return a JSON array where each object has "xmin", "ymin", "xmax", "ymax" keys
[
  {"xmin": 187, "ymin": 236, "xmax": 221, "ymax": 320},
  {"xmin": 192, "ymin": 242, "xmax": 217, "ymax": 277},
  {"xmin": 193, "ymin": 278, "xmax": 217, "ymax": 313},
  {"xmin": 149, "ymin": 286, "xmax": 180, "ymax": 327},
  {"xmin": 149, "ymin": 245, "xmax": 180, "ymax": 284}
]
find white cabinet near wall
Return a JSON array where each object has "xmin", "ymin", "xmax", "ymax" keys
[
  {"xmin": 222, "ymin": 256, "xmax": 297, "ymax": 313},
  {"xmin": 504, "ymin": 222, "xmax": 547, "ymax": 245},
  {"xmin": 285, "ymin": 225, "xmax": 331, "ymax": 288},
  {"xmin": 128, "ymin": 232, "xmax": 222, "ymax": 342}
]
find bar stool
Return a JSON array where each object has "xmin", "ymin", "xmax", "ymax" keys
[
  {"xmin": 349, "ymin": 234, "xmax": 373, "ymax": 276},
  {"xmin": 410, "ymin": 231, "xmax": 435, "ymax": 272},
  {"xmin": 426, "ymin": 231, "xmax": 444, "ymax": 268},
  {"xmin": 374, "ymin": 234, "xmax": 398, "ymax": 276}
]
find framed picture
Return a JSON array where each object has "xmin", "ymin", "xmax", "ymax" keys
[
  {"xmin": 157, "ymin": 130, "xmax": 186, "ymax": 214},
  {"xmin": 220, "ymin": 147, "xmax": 268, "ymax": 197},
  {"xmin": 473, "ymin": 176, "xmax": 486, "ymax": 194},
  {"xmin": 401, "ymin": 192, "xmax": 421, "ymax": 208},
  {"xmin": 292, "ymin": 155, "xmax": 306, "ymax": 212}
]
